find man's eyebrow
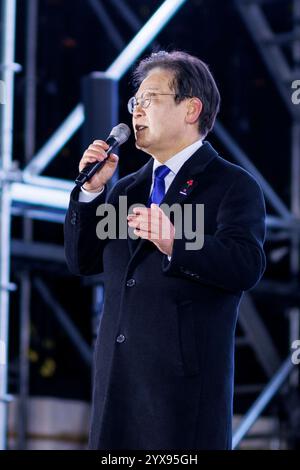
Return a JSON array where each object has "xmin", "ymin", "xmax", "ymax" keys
[{"xmin": 135, "ymin": 87, "xmax": 160, "ymax": 97}]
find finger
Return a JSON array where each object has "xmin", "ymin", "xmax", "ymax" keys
[
  {"xmin": 108, "ymin": 153, "xmax": 119, "ymax": 161},
  {"xmin": 81, "ymin": 156, "xmax": 98, "ymax": 164},
  {"xmin": 92, "ymin": 140, "xmax": 109, "ymax": 149},
  {"xmin": 106, "ymin": 153, "xmax": 119, "ymax": 163},
  {"xmin": 131, "ymin": 215, "xmax": 171, "ymax": 239},
  {"xmin": 132, "ymin": 207, "xmax": 151, "ymax": 215},
  {"xmin": 150, "ymin": 203, "xmax": 165, "ymax": 217},
  {"xmin": 79, "ymin": 155, "xmax": 106, "ymax": 171},
  {"xmin": 127, "ymin": 214, "xmax": 151, "ymax": 226},
  {"xmin": 131, "ymin": 210, "xmax": 163, "ymax": 232},
  {"xmin": 79, "ymin": 156, "xmax": 98, "ymax": 170},
  {"xmin": 132, "ymin": 205, "xmax": 162, "ymax": 217},
  {"xmin": 83, "ymin": 150, "xmax": 107, "ymax": 160},
  {"xmin": 133, "ymin": 228, "xmax": 150, "ymax": 239},
  {"xmin": 88, "ymin": 144, "xmax": 109, "ymax": 153},
  {"xmin": 129, "ymin": 214, "xmax": 161, "ymax": 230},
  {"xmin": 128, "ymin": 220, "xmax": 151, "ymax": 231},
  {"xmin": 133, "ymin": 227, "xmax": 161, "ymax": 242},
  {"xmin": 130, "ymin": 220, "xmax": 161, "ymax": 240}
]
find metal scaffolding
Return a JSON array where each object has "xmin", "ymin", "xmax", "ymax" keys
[
  {"xmin": 0, "ymin": 0, "xmax": 299, "ymax": 450},
  {"xmin": 0, "ymin": 0, "xmax": 189, "ymax": 450},
  {"xmin": 0, "ymin": 0, "xmax": 17, "ymax": 450},
  {"xmin": 233, "ymin": 0, "xmax": 300, "ymax": 447}
]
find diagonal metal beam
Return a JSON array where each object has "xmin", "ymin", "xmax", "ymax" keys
[
  {"xmin": 87, "ymin": 0, "xmax": 125, "ymax": 50},
  {"xmin": 233, "ymin": 356, "xmax": 294, "ymax": 449},
  {"xmin": 238, "ymin": 293, "xmax": 281, "ymax": 378},
  {"xmin": 105, "ymin": 0, "xmax": 187, "ymax": 80},
  {"xmin": 110, "ymin": 0, "xmax": 142, "ymax": 31},
  {"xmin": 235, "ymin": 0, "xmax": 300, "ymax": 120},
  {"xmin": 22, "ymin": 104, "xmax": 84, "ymax": 177},
  {"xmin": 214, "ymin": 121, "xmax": 292, "ymax": 219},
  {"xmin": 34, "ymin": 278, "xmax": 92, "ymax": 366},
  {"xmin": 23, "ymin": 0, "xmax": 188, "ymax": 176}
]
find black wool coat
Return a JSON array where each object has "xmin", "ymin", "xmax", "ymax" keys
[{"xmin": 64, "ymin": 142, "xmax": 266, "ymax": 450}]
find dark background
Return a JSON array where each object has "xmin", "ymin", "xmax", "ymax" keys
[{"xmin": 7, "ymin": 0, "xmax": 296, "ymax": 418}]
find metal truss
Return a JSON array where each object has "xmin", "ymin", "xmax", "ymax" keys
[
  {"xmin": 232, "ymin": 0, "xmax": 300, "ymax": 448},
  {"xmin": 0, "ymin": 0, "xmax": 188, "ymax": 450},
  {"xmin": 233, "ymin": 355, "xmax": 294, "ymax": 449},
  {"xmin": 1, "ymin": 0, "xmax": 299, "ymax": 450},
  {"xmin": 235, "ymin": 0, "xmax": 300, "ymax": 120},
  {"xmin": 0, "ymin": 0, "xmax": 17, "ymax": 451}
]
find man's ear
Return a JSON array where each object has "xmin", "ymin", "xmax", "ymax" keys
[{"xmin": 186, "ymin": 97, "xmax": 203, "ymax": 125}]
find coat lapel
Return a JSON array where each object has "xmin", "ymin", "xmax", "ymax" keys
[
  {"xmin": 125, "ymin": 141, "xmax": 218, "ymax": 257},
  {"xmin": 124, "ymin": 159, "xmax": 153, "ymax": 256},
  {"xmin": 161, "ymin": 141, "xmax": 218, "ymax": 207}
]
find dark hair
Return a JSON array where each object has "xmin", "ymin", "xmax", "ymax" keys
[{"xmin": 132, "ymin": 50, "xmax": 220, "ymax": 138}]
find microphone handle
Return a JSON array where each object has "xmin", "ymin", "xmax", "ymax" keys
[{"xmin": 75, "ymin": 137, "xmax": 116, "ymax": 188}]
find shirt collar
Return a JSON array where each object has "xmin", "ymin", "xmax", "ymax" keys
[{"xmin": 152, "ymin": 138, "xmax": 203, "ymax": 176}]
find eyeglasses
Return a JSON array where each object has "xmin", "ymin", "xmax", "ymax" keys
[{"xmin": 127, "ymin": 91, "xmax": 190, "ymax": 114}]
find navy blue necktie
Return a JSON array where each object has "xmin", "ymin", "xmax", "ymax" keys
[{"xmin": 148, "ymin": 165, "xmax": 171, "ymax": 206}]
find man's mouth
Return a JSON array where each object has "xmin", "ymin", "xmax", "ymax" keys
[{"xmin": 135, "ymin": 125, "xmax": 148, "ymax": 133}]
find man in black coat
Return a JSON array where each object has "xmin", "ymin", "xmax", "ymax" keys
[{"xmin": 64, "ymin": 51, "xmax": 266, "ymax": 450}]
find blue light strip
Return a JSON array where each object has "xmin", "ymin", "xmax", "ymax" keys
[
  {"xmin": 23, "ymin": 0, "xmax": 187, "ymax": 176},
  {"xmin": 23, "ymin": 104, "xmax": 84, "ymax": 176},
  {"xmin": 11, "ymin": 182, "xmax": 70, "ymax": 210},
  {"xmin": 22, "ymin": 174, "xmax": 74, "ymax": 192},
  {"xmin": 106, "ymin": 0, "xmax": 188, "ymax": 80}
]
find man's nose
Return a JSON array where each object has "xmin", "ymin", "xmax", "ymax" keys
[{"xmin": 133, "ymin": 101, "xmax": 145, "ymax": 118}]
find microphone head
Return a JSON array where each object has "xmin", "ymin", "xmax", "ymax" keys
[{"xmin": 110, "ymin": 123, "xmax": 131, "ymax": 146}]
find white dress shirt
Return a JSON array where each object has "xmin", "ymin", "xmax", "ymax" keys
[{"xmin": 79, "ymin": 138, "xmax": 203, "ymax": 203}]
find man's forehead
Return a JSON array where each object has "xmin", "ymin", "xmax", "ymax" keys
[{"xmin": 137, "ymin": 69, "xmax": 174, "ymax": 92}]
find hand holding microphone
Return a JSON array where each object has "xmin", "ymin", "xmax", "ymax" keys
[{"xmin": 75, "ymin": 123, "xmax": 131, "ymax": 191}]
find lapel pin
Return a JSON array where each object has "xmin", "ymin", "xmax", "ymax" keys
[{"xmin": 179, "ymin": 179, "xmax": 195, "ymax": 196}]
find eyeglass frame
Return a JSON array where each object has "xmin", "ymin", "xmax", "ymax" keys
[{"xmin": 127, "ymin": 91, "xmax": 192, "ymax": 114}]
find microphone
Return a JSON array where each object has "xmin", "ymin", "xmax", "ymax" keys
[{"xmin": 75, "ymin": 123, "xmax": 131, "ymax": 187}]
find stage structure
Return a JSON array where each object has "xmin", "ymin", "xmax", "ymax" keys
[{"xmin": 0, "ymin": 0, "xmax": 299, "ymax": 450}]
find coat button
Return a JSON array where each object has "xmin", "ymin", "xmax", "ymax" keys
[
  {"xmin": 126, "ymin": 278, "xmax": 136, "ymax": 287},
  {"xmin": 70, "ymin": 210, "xmax": 78, "ymax": 225},
  {"xmin": 116, "ymin": 334, "xmax": 126, "ymax": 343}
]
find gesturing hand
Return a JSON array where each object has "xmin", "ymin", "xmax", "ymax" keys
[{"xmin": 127, "ymin": 203, "xmax": 175, "ymax": 257}]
